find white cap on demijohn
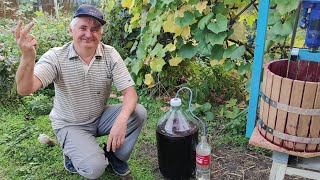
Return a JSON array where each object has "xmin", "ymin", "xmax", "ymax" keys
[{"xmin": 170, "ymin": 98, "xmax": 181, "ymax": 107}]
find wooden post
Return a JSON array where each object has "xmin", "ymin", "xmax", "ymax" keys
[
  {"xmin": 53, "ymin": 0, "xmax": 59, "ymax": 19},
  {"xmin": 246, "ymin": 0, "xmax": 271, "ymax": 138}
]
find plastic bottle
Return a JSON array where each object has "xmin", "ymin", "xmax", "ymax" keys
[{"xmin": 196, "ymin": 136, "xmax": 211, "ymax": 180}]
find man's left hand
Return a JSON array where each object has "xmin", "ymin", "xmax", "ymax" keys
[{"xmin": 106, "ymin": 118, "xmax": 127, "ymax": 152}]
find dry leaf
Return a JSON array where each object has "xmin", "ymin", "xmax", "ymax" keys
[{"xmin": 160, "ymin": 106, "xmax": 170, "ymax": 112}]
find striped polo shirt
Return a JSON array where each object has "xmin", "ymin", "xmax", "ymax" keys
[{"xmin": 34, "ymin": 42, "xmax": 135, "ymax": 130}]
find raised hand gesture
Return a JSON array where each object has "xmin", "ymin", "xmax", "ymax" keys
[{"xmin": 15, "ymin": 20, "xmax": 37, "ymax": 60}]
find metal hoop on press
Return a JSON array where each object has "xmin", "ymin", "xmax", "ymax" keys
[
  {"xmin": 261, "ymin": 92, "xmax": 320, "ymax": 116},
  {"xmin": 258, "ymin": 118, "xmax": 320, "ymax": 144}
]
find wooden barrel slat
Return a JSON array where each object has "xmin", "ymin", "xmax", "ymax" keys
[
  {"xmin": 266, "ymin": 74, "xmax": 282, "ymax": 142},
  {"xmin": 306, "ymin": 62, "xmax": 318, "ymax": 82},
  {"xmin": 308, "ymin": 85, "xmax": 320, "ymax": 151},
  {"xmin": 295, "ymin": 82, "xmax": 317, "ymax": 151},
  {"xmin": 274, "ymin": 77, "xmax": 292, "ymax": 146},
  {"xmin": 296, "ymin": 60, "xmax": 309, "ymax": 81},
  {"xmin": 261, "ymin": 70, "xmax": 274, "ymax": 137},
  {"xmin": 317, "ymin": 62, "xmax": 320, "ymax": 82},
  {"xmin": 287, "ymin": 61, "xmax": 298, "ymax": 79},
  {"xmin": 258, "ymin": 68, "xmax": 268, "ymax": 133},
  {"xmin": 283, "ymin": 80, "xmax": 305, "ymax": 150},
  {"xmin": 269, "ymin": 59, "xmax": 288, "ymax": 78},
  {"xmin": 279, "ymin": 60, "xmax": 288, "ymax": 78}
]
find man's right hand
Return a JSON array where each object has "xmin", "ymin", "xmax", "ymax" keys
[
  {"xmin": 15, "ymin": 20, "xmax": 37, "ymax": 60},
  {"xmin": 15, "ymin": 20, "xmax": 42, "ymax": 96}
]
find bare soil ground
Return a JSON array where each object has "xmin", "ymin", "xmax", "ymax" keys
[{"xmin": 137, "ymin": 141, "xmax": 311, "ymax": 180}]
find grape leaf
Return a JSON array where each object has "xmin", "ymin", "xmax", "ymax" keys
[
  {"xmin": 122, "ymin": 0, "xmax": 135, "ymax": 9},
  {"xmin": 223, "ymin": 45, "xmax": 246, "ymax": 60},
  {"xmin": 210, "ymin": 45, "xmax": 224, "ymax": 60},
  {"xmin": 150, "ymin": 57, "xmax": 166, "ymax": 72},
  {"xmin": 178, "ymin": 42, "xmax": 198, "ymax": 59},
  {"xmin": 162, "ymin": 0, "xmax": 174, "ymax": 5},
  {"xmin": 275, "ymin": 0, "xmax": 298, "ymax": 14},
  {"xmin": 268, "ymin": 10, "xmax": 281, "ymax": 26},
  {"xmin": 169, "ymin": 57, "xmax": 183, "ymax": 66},
  {"xmin": 206, "ymin": 111, "xmax": 215, "ymax": 121},
  {"xmin": 149, "ymin": 43, "xmax": 166, "ymax": 58},
  {"xmin": 207, "ymin": 14, "xmax": 228, "ymax": 34},
  {"xmin": 198, "ymin": 12, "xmax": 214, "ymax": 30},
  {"xmin": 175, "ymin": 11, "xmax": 195, "ymax": 27},
  {"xmin": 144, "ymin": 73, "xmax": 155, "ymax": 87},
  {"xmin": 237, "ymin": 63, "xmax": 251, "ymax": 75},
  {"xmin": 132, "ymin": 60, "xmax": 143, "ymax": 75},
  {"xmin": 207, "ymin": 32, "xmax": 227, "ymax": 46},
  {"xmin": 198, "ymin": 41, "xmax": 212, "ymax": 56},
  {"xmin": 230, "ymin": 45, "xmax": 246, "ymax": 60}
]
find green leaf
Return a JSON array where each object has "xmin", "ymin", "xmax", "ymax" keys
[
  {"xmin": 245, "ymin": 78, "xmax": 251, "ymax": 92},
  {"xmin": 146, "ymin": 8, "xmax": 156, "ymax": 21},
  {"xmin": 161, "ymin": 0, "xmax": 174, "ymax": 5},
  {"xmin": 207, "ymin": 32, "xmax": 227, "ymax": 46},
  {"xmin": 275, "ymin": 0, "xmax": 298, "ymax": 14},
  {"xmin": 203, "ymin": 102, "xmax": 212, "ymax": 111},
  {"xmin": 207, "ymin": 14, "xmax": 228, "ymax": 34},
  {"xmin": 193, "ymin": 28, "xmax": 206, "ymax": 41},
  {"xmin": 224, "ymin": 0, "xmax": 235, "ymax": 5},
  {"xmin": 142, "ymin": 34, "xmax": 157, "ymax": 48},
  {"xmin": 210, "ymin": 45, "xmax": 225, "ymax": 60},
  {"xmin": 269, "ymin": 31, "xmax": 287, "ymax": 42},
  {"xmin": 175, "ymin": 11, "xmax": 195, "ymax": 27},
  {"xmin": 271, "ymin": 21, "xmax": 292, "ymax": 36},
  {"xmin": 223, "ymin": 60, "xmax": 236, "ymax": 71},
  {"xmin": 34, "ymin": 11, "xmax": 43, "ymax": 16},
  {"xmin": 206, "ymin": 111, "xmax": 215, "ymax": 121},
  {"xmin": 198, "ymin": 12, "xmax": 214, "ymax": 30},
  {"xmin": 198, "ymin": 41, "xmax": 212, "ymax": 56},
  {"xmin": 132, "ymin": 60, "xmax": 143, "ymax": 75},
  {"xmin": 223, "ymin": 45, "xmax": 246, "ymax": 60},
  {"xmin": 246, "ymin": 12, "xmax": 257, "ymax": 26},
  {"xmin": 237, "ymin": 63, "xmax": 251, "ymax": 75},
  {"xmin": 149, "ymin": 19, "xmax": 162, "ymax": 35},
  {"xmin": 189, "ymin": 0, "xmax": 199, "ymax": 5},
  {"xmin": 223, "ymin": 45, "xmax": 237, "ymax": 58},
  {"xmin": 212, "ymin": 2, "xmax": 229, "ymax": 14},
  {"xmin": 225, "ymin": 106, "xmax": 240, "ymax": 119},
  {"xmin": 227, "ymin": 98, "xmax": 238, "ymax": 107},
  {"xmin": 280, "ymin": 21, "xmax": 293, "ymax": 36},
  {"xmin": 268, "ymin": 10, "xmax": 281, "ymax": 25},
  {"xmin": 137, "ymin": 43, "xmax": 146, "ymax": 60},
  {"xmin": 149, "ymin": 43, "xmax": 166, "ymax": 58},
  {"xmin": 150, "ymin": 57, "xmax": 166, "ymax": 72},
  {"xmin": 130, "ymin": 41, "xmax": 138, "ymax": 53},
  {"xmin": 178, "ymin": 42, "xmax": 198, "ymax": 59},
  {"xmin": 230, "ymin": 45, "xmax": 246, "ymax": 60},
  {"xmin": 136, "ymin": 75, "xmax": 143, "ymax": 86}
]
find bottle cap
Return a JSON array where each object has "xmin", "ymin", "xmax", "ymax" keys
[{"xmin": 170, "ymin": 98, "xmax": 181, "ymax": 106}]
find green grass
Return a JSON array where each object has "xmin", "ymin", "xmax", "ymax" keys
[{"xmin": 0, "ymin": 96, "xmax": 165, "ymax": 180}]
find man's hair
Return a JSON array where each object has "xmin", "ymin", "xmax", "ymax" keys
[{"xmin": 69, "ymin": 17, "xmax": 103, "ymax": 31}]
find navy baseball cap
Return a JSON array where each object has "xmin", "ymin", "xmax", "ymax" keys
[{"xmin": 73, "ymin": 4, "xmax": 106, "ymax": 26}]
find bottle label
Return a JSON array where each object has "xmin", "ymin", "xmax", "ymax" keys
[{"xmin": 196, "ymin": 154, "xmax": 211, "ymax": 166}]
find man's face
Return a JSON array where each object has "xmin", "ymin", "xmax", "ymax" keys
[{"xmin": 69, "ymin": 17, "xmax": 102, "ymax": 49}]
